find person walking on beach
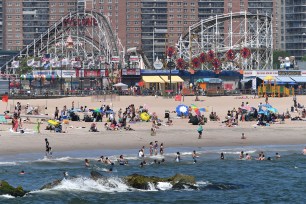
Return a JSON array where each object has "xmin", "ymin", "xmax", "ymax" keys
[
  {"xmin": 197, "ymin": 124, "xmax": 203, "ymax": 139},
  {"xmin": 149, "ymin": 142, "xmax": 153, "ymax": 156},
  {"xmin": 45, "ymin": 138, "xmax": 52, "ymax": 157},
  {"xmin": 241, "ymin": 133, "xmax": 246, "ymax": 139}
]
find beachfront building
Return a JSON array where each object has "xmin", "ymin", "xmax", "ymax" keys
[{"xmin": 277, "ymin": 0, "xmax": 306, "ymax": 60}]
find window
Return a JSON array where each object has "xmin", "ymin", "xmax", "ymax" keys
[
  {"xmin": 59, "ymin": 8, "xmax": 65, "ymax": 13},
  {"xmin": 16, "ymin": 22, "xmax": 20, "ymax": 25},
  {"xmin": 100, "ymin": 6, "xmax": 104, "ymax": 10},
  {"xmin": 8, "ymin": 41, "xmax": 13, "ymax": 44},
  {"xmin": 108, "ymin": 5, "xmax": 112, "ymax": 10},
  {"xmin": 8, "ymin": 22, "xmax": 12, "ymax": 26},
  {"xmin": 16, "ymin": 3, "xmax": 21, "ymax": 6},
  {"xmin": 59, "ymin": 3, "xmax": 64, "ymax": 6},
  {"xmin": 16, "ymin": 28, "xmax": 20, "ymax": 32},
  {"xmin": 108, "ymin": 0, "xmax": 112, "ymax": 3},
  {"xmin": 134, "ymin": 21, "xmax": 138, "ymax": 25},
  {"xmin": 16, "ymin": 16, "xmax": 21, "ymax": 19},
  {"xmin": 7, "ymin": 15, "xmax": 12, "ymax": 19}
]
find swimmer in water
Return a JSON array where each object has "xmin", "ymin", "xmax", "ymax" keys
[
  {"xmin": 303, "ymin": 147, "xmax": 306, "ymax": 155},
  {"xmin": 245, "ymin": 153, "xmax": 251, "ymax": 160},
  {"xmin": 220, "ymin": 152, "xmax": 225, "ymax": 160},
  {"xmin": 19, "ymin": 170, "xmax": 25, "ymax": 175},
  {"xmin": 239, "ymin": 151, "xmax": 244, "ymax": 159},
  {"xmin": 275, "ymin": 152, "xmax": 281, "ymax": 159},
  {"xmin": 192, "ymin": 150, "xmax": 198, "ymax": 163},
  {"xmin": 63, "ymin": 171, "xmax": 69, "ymax": 178},
  {"xmin": 175, "ymin": 152, "xmax": 181, "ymax": 162},
  {"xmin": 85, "ymin": 159, "xmax": 90, "ymax": 167}
]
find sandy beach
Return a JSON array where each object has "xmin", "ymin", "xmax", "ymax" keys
[{"xmin": 1, "ymin": 95, "xmax": 306, "ymax": 156}]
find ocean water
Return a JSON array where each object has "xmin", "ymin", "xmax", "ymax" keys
[{"xmin": 0, "ymin": 144, "xmax": 305, "ymax": 204}]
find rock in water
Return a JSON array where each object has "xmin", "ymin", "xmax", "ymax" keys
[
  {"xmin": 124, "ymin": 173, "xmax": 196, "ymax": 190},
  {"xmin": 40, "ymin": 179, "xmax": 62, "ymax": 190},
  {"xmin": 90, "ymin": 171, "xmax": 105, "ymax": 180},
  {"xmin": 0, "ymin": 180, "xmax": 27, "ymax": 197},
  {"xmin": 169, "ymin": 174, "xmax": 196, "ymax": 185}
]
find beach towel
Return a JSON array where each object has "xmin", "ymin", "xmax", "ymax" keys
[{"xmin": 0, "ymin": 116, "xmax": 7, "ymax": 124}]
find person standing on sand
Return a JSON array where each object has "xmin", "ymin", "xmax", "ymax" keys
[
  {"xmin": 54, "ymin": 107, "xmax": 59, "ymax": 120},
  {"xmin": 160, "ymin": 143, "xmax": 164, "ymax": 155},
  {"xmin": 241, "ymin": 133, "xmax": 246, "ymax": 139},
  {"xmin": 197, "ymin": 124, "xmax": 203, "ymax": 139}
]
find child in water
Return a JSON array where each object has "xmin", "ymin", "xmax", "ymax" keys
[{"xmin": 175, "ymin": 152, "xmax": 181, "ymax": 162}]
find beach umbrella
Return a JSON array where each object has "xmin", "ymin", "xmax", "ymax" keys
[
  {"xmin": 196, "ymin": 79, "xmax": 204, "ymax": 83},
  {"xmin": 258, "ymin": 110, "xmax": 265, "ymax": 114},
  {"xmin": 140, "ymin": 112, "xmax": 150, "ymax": 121},
  {"xmin": 90, "ymin": 108, "xmax": 102, "ymax": 113},
  {"xmin": 264, "ymin": 75, "xmax": 275, "ymax": 81},
  {"xmin": 176, "ymin": 104, "xmax": 189, "ymax": 116},
  {"xmin": 48, "ymin": 119, "xmax": 60, "ymax": 127},
  {"xmin": 267, "ymin": 107, "xmax": 278, "ymax": 113}
]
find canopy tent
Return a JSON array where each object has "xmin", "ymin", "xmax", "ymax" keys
[
  {"xmin": 142, "ymin": 76, "xmax": 165, "ymax": 83},
  {"xmin": 240, "ymin": 77, "xmax": 256, "ymax": 83},
  {"xmin": 113, "ymin": 82, "xmax": 128, "ymax": 87},
  {"xmin": 159, "ymin": 76, "xmax": 184, "ymax": 83},
  {"xmin": 196, "ymin": 78, "xmax": 222, "ymax": 84},
  {"xmin": 276, "ymin": 76, "xmax": 295, "ymax": 83},
  {"xmin": 258, "ymin": 76, "xmax": 281, "ymax": 83},
  {"xmin": 290, "ymin": 76, "xmax": 306, "ymax": 83}
]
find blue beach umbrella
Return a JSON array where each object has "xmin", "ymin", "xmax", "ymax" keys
[{"xmin": 176, "ymin": 104, "xmax": 189, "ymax": 117}]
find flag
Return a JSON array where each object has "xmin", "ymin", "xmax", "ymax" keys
[
  {"xmin": 12, "ymin": 60, "xmax": 20, "ymax": 68},
  {"xmin": 175, "ymin": 94, "xmax": 182, "ymax": 101},
  {"xmin": 2, "ymin": 95, "xmax": 8, "ymax": 103},
  {"xmin": 27, "ymin": 59, "xmax": 34, "ymax": 66}
]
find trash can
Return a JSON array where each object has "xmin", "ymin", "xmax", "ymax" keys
[{"xmin": 165, "ymin": 110, "xmax": 170, "ymax": 118}]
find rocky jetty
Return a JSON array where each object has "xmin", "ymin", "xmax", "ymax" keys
[{"xmin": 0, "ymin": 180, "xmax": 27, "ymax": 197}]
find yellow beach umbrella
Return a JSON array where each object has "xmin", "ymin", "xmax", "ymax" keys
[
  {"xmin": 48, "ymin": 119, "xmax": 60, "ymax": 126},
  {"xmin": 264, "ymin": 75, "xmax": 275, "ymax": 81},
  {"xmin": 140, "ymin": 112, "xmax": 151, "ymax": 121}
]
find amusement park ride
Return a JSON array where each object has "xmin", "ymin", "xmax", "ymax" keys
[
  {"xmin": 1, "ymin": 11, "xmax": 273, "ymax": 91},
  {"xmin": 176, "ymin": 11, "xmax": 273, "ymax": 72},
  {"xmin": 1, "ymin": 10, "xmax": 124, "ymax": 87}
]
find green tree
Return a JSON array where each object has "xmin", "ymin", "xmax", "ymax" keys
[
  {"xmin": 301, "ymin": 55, "xmax": 306, "ymax": 62},
  {"xmin": 273, "ymin": 50, "xmax": 290, "ymax": 69}
]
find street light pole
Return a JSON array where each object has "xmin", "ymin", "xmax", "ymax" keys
[{"xmin": 153, "ymin": 28, "xmax": 155, "ymax": 63}]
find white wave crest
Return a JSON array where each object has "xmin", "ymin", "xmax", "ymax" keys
[
  {"xmin": 156, "ymin": 182, "xmax": 172, "ymax": 190},
  {"xmin": 147, "ymin": 182, "xmax": 158, "ymax": 191},
  {"xmin": 51, "ymin": 177, "xmax": 130, "ymax": 193},
  {"xmin": 0, "ymin": 161, "xmax": 18, "ymax": 166},
  {"xmin": 0, "ymin": 194, "xmax": 15, "ymax": 199}
]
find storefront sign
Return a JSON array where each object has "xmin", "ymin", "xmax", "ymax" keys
[
  {"xmin": 122, "ymin": 69, "xmax": 140, "ymax": 75},
  {"xmin": 129, "ymin": 56, "xmax": 139, "ymax": 62},
  {"xmin": 278, "ymin": 71, "xmax": 301, "ymax": 76},
  {"xmin": 111, "ymin": 56, "xmax": 120, "ymax": 62},
  {"xmin": 56, "ymin": 70, "xmax": 76, "ymax": 78},
  {"xmin": 77, "ymin": 69, "xmax": 109, "ymax": 77},
  {"xmin": 141, "ymin": 70, "xmax": 179, "ymax": 75}
]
